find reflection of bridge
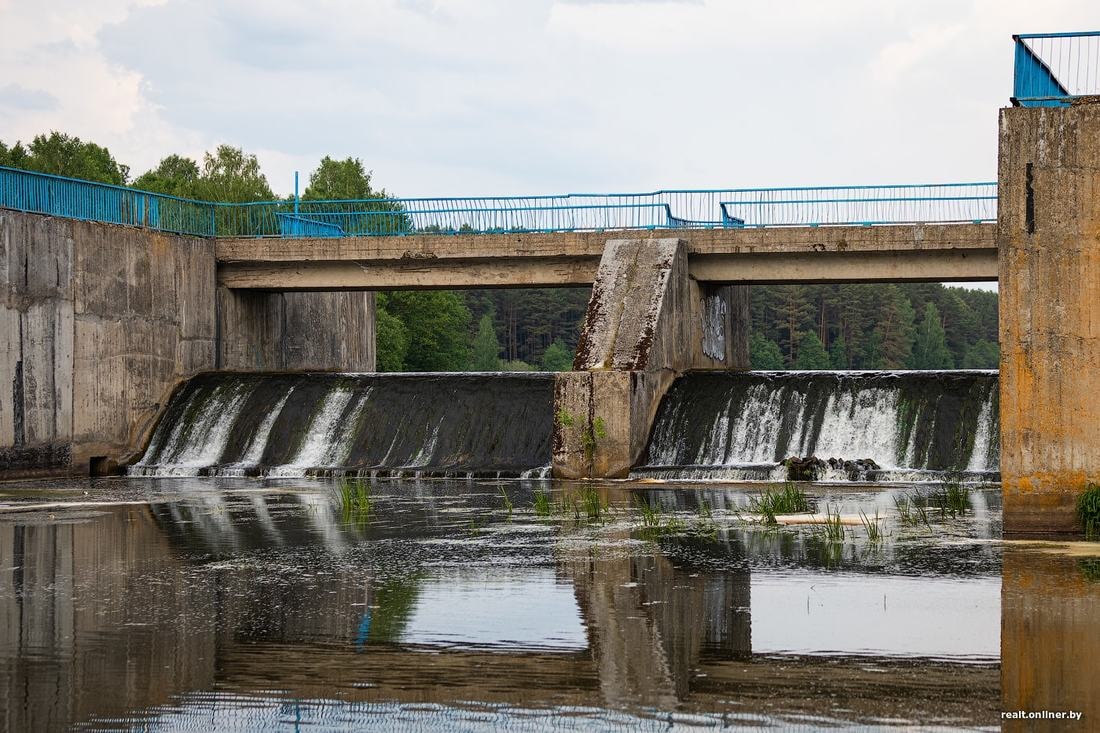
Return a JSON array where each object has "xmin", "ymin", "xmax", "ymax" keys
[{"xmin": 0, "ymin": 491, "xmax": 1014, "ymax": 729}]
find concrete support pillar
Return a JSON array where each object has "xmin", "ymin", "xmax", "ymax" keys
[
  {"xmin": 216, "ymin": 288, "xmax": 376, "ymax": 372},
  {"xmin": 553, "ymin": 239, "xmax": 748, "ymax": 478},
  {"xmin": 998, "ymin": 98, "xmax": 1100, "ymax": 534}
]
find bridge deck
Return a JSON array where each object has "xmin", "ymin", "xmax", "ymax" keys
[{"xmin": 216, "ymin": 222, "xmax": 997, "ymax": 290}]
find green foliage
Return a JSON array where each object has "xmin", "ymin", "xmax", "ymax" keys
[
  {"xmin": 470, "ymin": 314, "xmax": 502, "ymax": 371},
  {"xmin": 750, "ymin": 331, "xmax": 785, "ymax": 369},
  {"xmin": 556, "ymin": 409, "xmax": 577, "ymax": 428},
  {"xmin": 193, "ymin": 145, "xmax": 274, "ymax": 203},
  {"xmin": 794, "ymin": 331, "xmax": 831, "ymax": 370},
  {"xmin": 382, "ymin": 291, "xmax": 471, "ymax": 371},
  {"xmin": 463, "ymin": 288, "xmax": 589, "ymax": 368},
  {"xmin": 910, "ymin": 299, "xmax": 954, "ymax": 367},
  {"xmin": 499, "ymin": 486, "xmax": 513, "ymax": 517},
  {"xmin": 963, "ymin": 339, "xmax": 999, "ymax": 369},
  {"xmin": 910, "ymin": 302, "xmax": 955, "ymax": 369},
  {"xmin": 375, "ymin": 295, "xmax": 410, "ymax": 372},
  {"xmin": 132, "ymin": 154, "xmax": 201, "ymax": 198},
  {"xmin": 749, "ymin": 283, "xmax": 994, "ymax": 371},
  {"xmin": 500, "ymin": 359, "xmax": 535, "ymax": 371},
  {"xmin": 1, "ymin": 132, "xmax": 128, "ymax": 184},
  {"xmin": 1076, "ymin": 484, "xmax": 1100, "ymax": 538},
  {"xmin": 303, "ymin": 156, "xmax": 384, "ymax": 200},
  {"xmin": 829, "ymin": 334, "xmax": 849, "ymax": 369},
  {"xmin": 540, "ymin": 339, "xmax": 574, "ymax": 371}
]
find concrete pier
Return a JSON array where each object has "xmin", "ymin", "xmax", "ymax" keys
[
  {"xmin": 552, "ymin": 239, "xmax": 749, "ymax": 478},
  {"xmin": 998, "ymin": 98, "xmax": 1100, "ymax": 534}
]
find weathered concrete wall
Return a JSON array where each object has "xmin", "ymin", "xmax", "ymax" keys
[
  {"xmin": 216, "ymin": 289, "xmax": 375, "ymax": 371},
  {"xmin": 555, "ymin": 239, "xmax": 749, "ymax": 478},
  {"xmin": 998, "ymin": 98, "xmax": 1100, "ymax": 534},
  {"xmin": 0, "ymin": 210, "xmax": 378, "ymax": 476},
  {"xmin": 0, "ymin": 211, "xmax": 216, "ymax": 475}
]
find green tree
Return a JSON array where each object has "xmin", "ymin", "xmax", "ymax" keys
[
  {"xmin": 375, "ymin": 295, "xmax": 410, "ymax": 372},
  {"xmin": 863, "ymin": 329, "xmax": 886, "ymax": 369},
  {"xmin": 3, "ymin": 132, "xmax": 129, "ymax": 184},
  {"xmin": 383, "ymin": 291, "xmax": 471, "ymax": 371},
  {"xmin": 470, "ymin": 313, "xmax": 502, "ymax": 370},
  {"xmin": 749, "ymin": 332, "xmax": 785, "ymax": 370},
  {"xmin": 963, "ymin": 339, "xmax": 999, "ymax": 369},
  {"xmin": 303, "ymin": 156, "xmax": 385, "ymax": 200},
  {"xmin": 133, "ymin": 154, "xmax": 201, "ymax": 198},
  {"xmin": 877, "ymin": 286, "xmax": 916, "ymax": 368},
  {"xmin": 829, "ymin": 334, "xmax": 849, "ymax": 369},
  {"xmin": 910, "ymin": 302, "xmax": 955, "ymax": 369},
  {"xmin": 193, "ymin": 145, "xmax": 274, "ymax": 203},
  {"xmin": 540, "ymin": 338, "xmax": 574, "ymax": 371},
  {"xmin": 794, "ymin": 331, "xmax": 831, "ymax": 369}
]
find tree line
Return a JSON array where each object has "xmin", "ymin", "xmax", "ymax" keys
[{"xmin": 0, "ymin": 131, "xmax": 998, "ymax": 371}]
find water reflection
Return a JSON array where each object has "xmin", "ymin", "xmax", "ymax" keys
[{"xmin": 0, "ymin": 480, "xmax": 1074, "ymax": 730}]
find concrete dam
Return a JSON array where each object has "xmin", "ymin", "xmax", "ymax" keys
[{"xmin": 130, "ymin": 370, "xmax": 999, "ymax": 482}]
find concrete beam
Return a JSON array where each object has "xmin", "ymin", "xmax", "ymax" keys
[{"xmin": 216, "ymin": 223, "xmax": 997, "ymax": 290}]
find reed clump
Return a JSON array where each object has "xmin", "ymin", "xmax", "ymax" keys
[{"xmin": 1077, "ymin": 484, "xmax": 1100, "ymax": 539}]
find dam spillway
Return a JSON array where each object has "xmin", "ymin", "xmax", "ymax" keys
[
  {"xmin": 130, "ymin": 372, "xmax": 555, "ymax": 478},
  {"xmin": 132, "ymin": 370, "xmax": 1000, "ymax": 481},
  {"xmin": 635, "ymin": 371, "xmax": 999, "ymax": 482}
]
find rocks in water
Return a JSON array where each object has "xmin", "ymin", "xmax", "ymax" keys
[{"xmin": 781, "ymin": 456, "xmax": 880, "ymax": 481}]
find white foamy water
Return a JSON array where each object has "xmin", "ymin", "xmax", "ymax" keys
[
  {"xmin": 135, "ymin": 382, "xmax": 253, "ymax": 475},
  {"xmin": 967, "ymin": 395, "xmax": 995, "ymax": 472},
  {"xmin": 269, "ymin": 386, "xmax": 356, "ymax": 477}
]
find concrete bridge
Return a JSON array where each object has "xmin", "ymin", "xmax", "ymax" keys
[
  {"xmin": 215, "ymin": 222, "xmax": 997, "ymax": 290},
  {"xmin": 1, "ymin": 32, "xmax": 1099, "ymax": 533}
]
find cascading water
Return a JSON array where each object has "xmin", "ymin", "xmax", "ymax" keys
[
  {"xmin": 131, "ymin": 372, "xmax": 554, "ymax": 478},
  {"xmin": 635, "ymin": 371, "xmax": 999, "ymax": 481}
]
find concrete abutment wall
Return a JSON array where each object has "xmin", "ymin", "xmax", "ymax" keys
[
  {"xmin": 999, "ymin": 98, "xmax": 1100, "ymax": 534},
  {"xmin": 0, "ymin": 210, "xmax": 375, "ymax": 477}
]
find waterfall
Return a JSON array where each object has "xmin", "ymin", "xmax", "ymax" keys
[
  {"xmin": 636, "ymin": 371, "xmax": 999, "ymax": 481},
  {"xmin": 130, "ymin": 373, "xmax": 554, "ymax": 478}
]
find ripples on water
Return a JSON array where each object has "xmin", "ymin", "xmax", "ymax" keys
[{"xmin": 0, "ymin": 478, "xmax": 1091, "ymax": 731}]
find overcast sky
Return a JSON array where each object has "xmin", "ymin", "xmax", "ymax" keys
[{"xmin": 0, "ymin": 0, "xmax": 1095, "ymax": 199}]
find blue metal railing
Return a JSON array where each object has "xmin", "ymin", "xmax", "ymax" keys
[
  {"xmin": 0, "ymin": 165, "xmax": 216, "ymax": 236},
  {"xmin": 1013, "ymin": 31, "xmax": 1100, "ymax": 107},
  {"xmin": 0, "ymin": 165, "xmax": 998, "ymax": 238},
  {"xmin": 718, "ymin": 183, "xmax": 997, "ymax": 227}
]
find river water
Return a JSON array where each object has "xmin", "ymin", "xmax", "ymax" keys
[{"xmin": 0, "ymin": 476, "xmax": 1092, "ymax": 731}]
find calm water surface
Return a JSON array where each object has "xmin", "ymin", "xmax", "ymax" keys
[{"xmin": 0, "ymin": 478, "xmax": 1093, "ymax": 731}]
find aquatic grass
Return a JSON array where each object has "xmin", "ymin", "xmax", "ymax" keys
[
  {"xmin": 893, "ymin": 494, "xmax": 915, "ymax": 525},
  {"xmin": 635, "ymin": 494, "xmax": 662, "ymax": 527},
  {"xmin": 1077, "ymin": 484, "xmax": 1100, "ymax": 538},
  {"xmin": 580, "ymin": 485, "xmax": 609, "ymax": 522},
  {"xmin": 858, "ymin": 508, "xmax": 885, "ymax": 543},
  {"xmin": 499, "ymin": 486, "xmax": 513, "ymax": 517},
  {"xmin": 633, "ymin": 494, "xmax": 688, "ymax": 537},
  {"xmin": 339, "ymin": 478, "xmax": 373, "ymax": 514},
  {"xmin": 820, "ymin": 505, "xmax": 846, "ymax": 542},
  {"xmin": 934, "ymin": 480, "xmax": 971, "ymax": 518},
  {"xmin": 750, "ymin": 483, "xmax": 810, "ymax": 523},
  {"xmin": 532, "ymin": 489, "xmax": 552, "ymax": 517}
]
